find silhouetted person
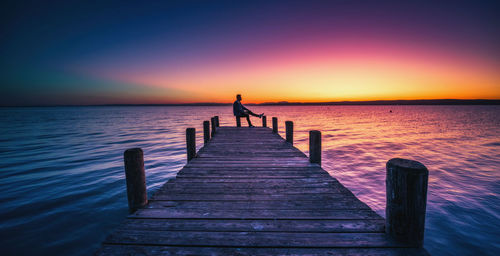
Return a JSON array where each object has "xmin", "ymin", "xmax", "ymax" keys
[{"xmin": 233, "ymin": 94, "xmax": 263, "ymax": 127}]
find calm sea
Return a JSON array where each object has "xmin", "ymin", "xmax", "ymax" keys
[{"xmin": 0, "ymin": 106, "xmax": 499, "ymax": 255}]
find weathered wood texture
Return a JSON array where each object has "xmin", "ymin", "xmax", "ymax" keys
[
  {"xmin": 100, "ymin": 127, "xmax": 429, "ymax": 255},
  {"xmin": 185, "ymin": 128, "xmax": 195, "ymax": 162},
  {"xmin": 309, "ymin": 130, "xmax": 321, "ymax": 165},
  {"xmin": 386, "ymin": 158, "xmax": 429, "ymax": 247},
  {"xmin": 286, "ymin": 120, "xmax": 294, "ymax": 144},
  {"xmin": 123, "ymin": 148, "xmax": 147, "ymax": 213},
  {"xmin": 203, "ymin": 120, "xmax": 210, "ymax": 144},
  {"xmin": 272, "ymin": 117, "xmax": 278, "ymax": 133},
  {"xmin": 214, "ymin": 116, "xmax": 220, "ymax": 127}
]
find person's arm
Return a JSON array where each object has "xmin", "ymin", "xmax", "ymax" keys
[{"xmin": 241, "ymin": 103, "xmax": 249, "ymax": 111}]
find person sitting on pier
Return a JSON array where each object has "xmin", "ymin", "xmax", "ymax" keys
[{"xmin": 233, "ymin": 94, "xmax": 263, "ymax": 127}]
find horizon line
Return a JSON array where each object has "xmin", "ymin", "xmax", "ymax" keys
[{"xmin": 2, "ymin": 99, "xmax": 499, "ymax": 107}]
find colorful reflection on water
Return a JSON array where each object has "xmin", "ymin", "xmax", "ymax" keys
[{"xmin": 0, "ymin": 105, "xmax": 498, "ymax": 255}]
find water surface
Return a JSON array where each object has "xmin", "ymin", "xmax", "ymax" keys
[{"xmin": 0, "ymin": 106, "xmax": 499, "ymax": 255}]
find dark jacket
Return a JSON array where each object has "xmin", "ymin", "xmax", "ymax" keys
[{"xmin": 233, "ymin": 100, "xmax": 248, "ymax": 116}]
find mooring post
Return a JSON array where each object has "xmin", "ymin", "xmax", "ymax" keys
[
  {"xmin": 123, "ymin": 148, "xmax": 147, "ymax": 213},
  {"xmin": 186, "ymin": 128, "xmax": 196, "ymax": 161},
  {"xmin": 309, "ymin": 130, "xmax": 321, "ymax": 165},
  {"xmin": 236, "ymin": 116, "xmax": 241, "ymax": 127},
  {"xmin": 386, "ymin": 158, "xmax": 428, "ymax": 247},
  {"xmin": 285, "ymin": 121, "xmax": 293, "ymax": 144},
  {"xmin": 211, "ymin": 117, "xmax": 216, "ymax": 136},
  {"xmin": 272, "ymin": 117, "xmax": 278, "ymax": 133},
  {"xmin": 262, "ymin": 116, "xmax": 267, "ymax": 127},
  {"xmin": 215, "ymin": 116, "xmax": 220, "ymax": 127},
  {"xmin": 203, "ymin": 121, "xmax": 210, "ymax": 144}
]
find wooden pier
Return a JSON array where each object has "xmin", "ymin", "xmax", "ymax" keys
[{"xmin": 97, "ymin": 117, "xmax": 429, "ymax": 255}]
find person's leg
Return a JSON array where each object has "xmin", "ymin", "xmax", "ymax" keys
[
  {"xmin": 246, "ymin": 110, "xmax": 260, "ymax": 117},
  {"xmin": 241, "ymin": 113, "xmax": 253, "ymax": 126},
  {"xmin": 245, "ymin": 110, "xmax": 264, "ymax": 118}
]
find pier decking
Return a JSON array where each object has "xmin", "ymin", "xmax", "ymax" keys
[{"xmin": 97, "ymin": 126, "xmax": 429, "ymax": 255}]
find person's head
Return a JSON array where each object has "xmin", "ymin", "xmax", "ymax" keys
[{"xmin": 236, "ymin": 94, "xmax": 242, "ymax": 101}]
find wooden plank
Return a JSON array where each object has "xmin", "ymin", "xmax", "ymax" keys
[
  {"xmin": 187, "ymin": 162, "xmax": 312, "ymax": 166},
  {"xmin": 185, "ymin": 164, "xmax": 314, "ymax": 168},
  {"xmin": 205, "ymin": 139, "xmax": 288, "ymax": 142},
  {"xmin": 146, "ymin": 199, "xmax": 371, "ymax": 210},
  {"xmin": 168, "ymin": 177, "xmax": 329, "ymax": 183},
  {"xmin": 177, "ymin": 169, "xmax": 329, "ymax": 175},
  {"xmin": 163, "ymin": 180, "xmax": 335, "ymax": 185},
  {"xmin": 130, "ymin": 208, "xmax": 383, "ymax": 219},
  {"xmin": 175, "ymin": 175, "xmax": 329, "ymax": 179},
  {"xmin": 197, "ymin": 151, "xmax": 304, "ymax": 155},
  {"xmin": 159, "ymin": 181, "xmax": 344, "ymax": 189},
  {"xmin": 158, "ymin": 179, "xmax": 354, "ymax": 193},
  {"xmin": 115, "ymin": 218, "xmax": 385, "ymax": 232},
  {"xmin": 176, "ymin": 172, "xmax": 330, "ymax": 177},
  {"xmin": 179, "ymin": 166, "xmax": 325, "ymax": 171},
  {"xmin": 198, "ymin": 147, "xmax": 300, "ymax": 150},
  {"xmin": 104, "ymin": 230, "xmax": 403, "ymax": 247},
  {"xmin": 186, "ymin": 162, "xmax": 312, "ymax": 166},
  {"xmin": 162, "ymin": 177, "xmax": 335, "ymax": 184},
  {"xmin": 150, "ymin": 193, "xmax": 359, "ymax": 201},
  {"xmin": 194, "ymin": 152, "xmax": 304, "ymax": 156},
  {"xmin": 97, "ymin": 245, "xmax": 430, "ymax": 256},
  {"xmin": 197, "ymin": 154, "xmax": 307, "ymax": 158},
  {"xmin": 189, "ymin": 156, "xmax": 309, "ymax": 163},
  {"xmin": 199, "ymin": 146, "xmax": 295, "ymax": 149},
  {"xmin": 156, "ymin": 186, "xmax": 345, "ymax": 194}
]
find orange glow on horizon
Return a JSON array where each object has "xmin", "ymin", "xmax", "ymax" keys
[{"xmin": 90, "ymin": 39, "xmax": 500, "ymax": 104}]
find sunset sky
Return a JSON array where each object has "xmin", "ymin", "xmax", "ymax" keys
[{"xmin": 1, "ymin": 0, "xmax": 499, "ymax": 106}]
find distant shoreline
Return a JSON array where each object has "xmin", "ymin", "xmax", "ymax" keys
[{"xmin": 2, "ymin": 99, "xmax": 499, "ymax": 107}]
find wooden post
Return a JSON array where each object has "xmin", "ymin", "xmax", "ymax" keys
[
  {"xmin": 386, "ymin": 158, "xmax": 428, "ymax": 247},
  {"xmin": 262, "ymin": 116, "xmax": 267, "ymax": 127},
  {"xmin": 186, "ymin": 128, "xmax": 196, "ymax": 161},
  {"xmin": 272, "ymin": 117, "xmax": 278, "ymax": 133},
  {"xmin": 124, "ymin": 148, "xmax": 147, "ymax": 213},
  {"xmin": 203, "ymin": 121, "xmax": 210, "ymax": 144},
  {"xmin": 236, "ymin": 116, "xmax": 241, "ymax": 127},
  {"xmin": 285, "ymin": 121, "xmax": 293, "ymax": 144},
  {"xmin": 309, "ymin": 130, "xmax": 321, "ymax": 165},
  {"xmin": 211, "ymin": 117, "xmax": 216, "ymax": 136},
  {"xmin": 215, "ymin": 116, "xmax": 220, "ymax": 127}
]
